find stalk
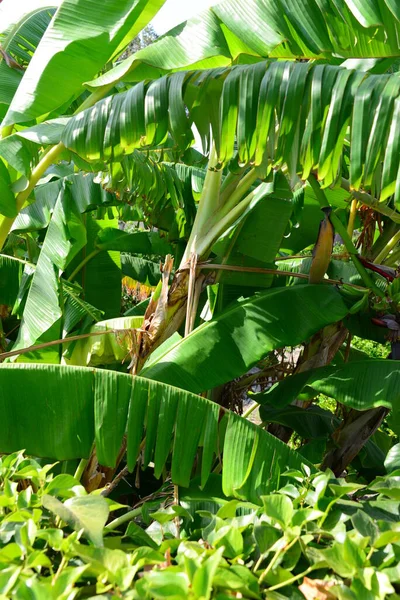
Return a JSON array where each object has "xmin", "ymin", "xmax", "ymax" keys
[
  {"xmin": 67, "ymin": 249, "xmax": 100, "ymax": 282},
  {"xmin": 369, "ymin": 221, "xmax": 398, "ymax": 261},
  {"xmin": 75, "ymin": 84, "xmax": 114, "ymax": 113},
  {"xmin": 242, "ymin": 401, "xmax": 259, "ymax": 419},
  {"xmin": 181, "ymin": 146, "xmax": 222, "ymax": 263},
  {"xmin": 258, "ymin": 537, "xmax": 299, "ymax": 584},
  {"xmin": 0, "ymin": 143, "xmax": 65, "ymax": 249},
  {"xmin": 146, "ymin": 155, "xmax": 258, "ymax": 364},
  {"xmin": 347, "ymin": 198, "xmax": 358, "ymax": 237},
  {"xmin": 194, "ymin": 182, "xmax": 269, "ymax": 258},
  {"xmin": 182, "ymin": 164, "xmax": 260, "ymax": 265},
  {"xmin": 219, "ymin": 169, "xmax": 244, "ymax": 197},
  {"xmin": 105, "ymin": 507, "xmax": 142, "ymax": 531},
  {"xmin": 266, "ymin": 565, "xmax": 316, "ymax": 592},
  {"xmin": 374, "ymin": 229, "xmax": 400, "ymax": 265},
  {"xmin": 74, "ymin": 458, "xmax": 89, "ymax": 482},
  {"xmin": 0, "ymin": 83, "xmax": 115, "ymax": 251},
  {"xmin": 340, "ymin": 177, "xmax": 400, "ymax": 224},
  {"xmin": 385, "ymin": 246, "xmax": 400, "ymax": 267},
  {"xmin": 218, "ymin": 167, "xmax": 259, "ymax": 218}
]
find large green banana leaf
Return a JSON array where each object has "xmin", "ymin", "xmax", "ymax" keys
[
  {"xmin": 0, "ymin": 0, "xmax": 60, "ymax": 39},
  {"xmin": 209, "ymin": 175, "xmax": 292, "ymax": 315},
  {"xmin": 61, "ymin": 283, "xmax": 102, "ymax": 338},
  {"xmin": 69, "ymin": 213, "xmax": 121, "ymax": 321},
  {"xmin": 0, "ymin": 3, "xmax": 57, "ymax": 117},
  {"xmin": 3, "ymin": 0, "xmax": 167, "ymax": 125},
  {"xmin": 5, "ymin": 145, "xmax": 198, "ymax": 237},
  {"xmin": 141, "ymin": 285, "xmax": 350, "ymax": 394},
  {"xmin": 11, "ymin": 184, "xmax": 86, "ymax": 360},
  {"xmin": 9, "ymin": 180, "xmax": 174, "ymax": 355},
  {"xmin": 7, "ymin": 199, "xmax": 118, "ymax": 361},
  {"xmin": 87, "ymin": 0, "xmax": 400, "ymax": 93},
  {"xmin": 0, "ymin": 119, "xmax": 69, "ymax": 178},
  {"xmin": 13, "ymin": 171, "xmax": 114, "ymax": 232},
  {"xmin": 212, "ymin": 172, "xmax": 293, "ymax": 295},
  {"xmin": 61, "ymin": 62, "xmax": 400, "ymax": 209},
  {"xmin": 99, "ymin": 152, "xmax": 188, "ymax": 202},
  {"xmin": 95, "ymin": 228, "xmax": 172, "ymax": 255},
  {"xmin": 0, "ymin": 363, "xmax": 311, "ymax": 503},
  {"xmin": 253, "ymin": 359, "xmax": 400, "ymax": 435},
  {"xmin": 89, "ymin": 152, "xmax": 200, "ymax": 237}
]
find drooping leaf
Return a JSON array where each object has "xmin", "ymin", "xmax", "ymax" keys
[
  {"xmin": 0, "ymin": 254, "xmax": 25, "ymax": 307},
  {"xmin": 62, "ymin": 62, "xmax": 400, "ymax": 210},
  {"xmin": 86, "ymin": 0, "xmax": 400, "ymax": 95},
  {"xmin": 121, "ymin": 254, "xmax": 162, "ymax": 287},
  {"xmin": 0, "ymin": 0, "xmax": 59, "ymax": 40},
  {"xmin": 62, "ymin": 282, "xmax": 103, "ymax": 338},
  {"xmin": 0, "ymin": 119, "xmax": 68, "ymax": 176},
  {"xmin": 13, "ymin": 171, "xmax": 115, "ymax": 233},
  {"xmin": 95, "ymin": 228, "xmax": 172, "ymax": 255},
  {"xmin": 0, "ymin": 4, "xmax": 57, "ymax": 114},
  {"xmin": 75, "ymin": 214, "xmax": 122, "ymax": 319},
  {"xmin": 141, "ymin": 285, "xmax": 350, "ymax": 394},
  {"xmin": 3, "ymin": 0, "xmax": 168, "ymax": 125},
  {"xmin": 10, "ymin": 183, "xmax": 86, "ymax": 360},
  {"xmin": 254, "ymin": 360, "xmax": 400, "ymax": 435},
  {"xmin": 259, "ymin": 404, "xmax": 337, "ymax": 440},
  {"xmin": 0, "ymin": 363, "xmax": 312, "ymax": 503}
]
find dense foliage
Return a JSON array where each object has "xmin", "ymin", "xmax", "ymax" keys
[
  {"xmin": 1, "ymin": 0, "xmax": 400, "ymax": 595},
  {"xmin": 3, "ymin": 451, "xmax": 400, "ymax": 599}
]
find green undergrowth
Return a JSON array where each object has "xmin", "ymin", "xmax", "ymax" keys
[
  {"xmin": 2, "ymin": 451, "xmax": 400, "ymax": 598},
  {"xmin": 351, "ymin": 336, "xmax": 390, "ymax": 360}
]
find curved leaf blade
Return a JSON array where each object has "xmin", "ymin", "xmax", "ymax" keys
[
  {"xmin": 0, "ymin": 363, "xmax": 312, "ymax": 503},
  {"xmin": 141, "ymin": 285, "xmax": 350, "ymax": 394},
  {"xmin": 255, "ymin": 359, "xmax": 400, "ymax": 423},
  {"xmin": 4, "ymin": 0, "xmax": 167, "ymax": 125}
]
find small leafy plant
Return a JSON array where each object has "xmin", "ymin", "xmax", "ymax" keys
[{"xmin": 2, "ymin": 451, "xmax": 400, "ymax": 599}]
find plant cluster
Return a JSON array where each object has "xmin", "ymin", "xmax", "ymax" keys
[
  {"xmin": 1, "ymin": 0, "xmax": 400, "ymax": 592},
  {"xmin": 3, "ymin": 451, "xmax": 400, "ymax": 599}
]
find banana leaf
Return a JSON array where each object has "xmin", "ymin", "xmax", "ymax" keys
[
  {"xmin": 3, "ymin": 0, "xmax": 167, "ymax": 125},
  {"xmin": 141, "ymin": 284, "xmax": 350, "ymax": 393},
  {"xmin": 0, "ymin": 363, "xmax": 312, "ymax": 504},
  {"xmin": 253, "ymin": 359, "xmax": 400, "ymax": 436},
  {"xmin": 62, "ymin": 61, "xmax": 400, "ymax": 207},
  {"xmin": 87, "ymin": 0, "xmax": 400, "ymax": 95}
]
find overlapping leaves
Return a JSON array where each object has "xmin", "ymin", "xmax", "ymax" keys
[
  {"xmin": 62, "ymin": 61, "xmax": 400, "ymax": 209},
  {"xmin": 87, "ymin": 0, "xmax": 400, "ymax": 93},
  {"xmin": 0, "ymin": 363, "xmax": 310, "ymax": 503},
  {"xmin": 254, "ymin": 359, "xmax": 400, "ymax": 438},
  {"xmin": 0, "ymin": 0, "xmax": 58, "ymax": 118},
  {"xmin": 141, "ymin": 285, "xmax": 350, "ymax": 393},
  {"xmin": 2, "ymin": 0, "xmax": 167, "ymax": 125}
]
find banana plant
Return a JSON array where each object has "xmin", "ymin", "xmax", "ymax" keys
[
  {"xmin": 55, "ymin": 57, "xmax": 400, "ymax": 369},
  {"xmin": 1, "ymin": 0, "xmax": 400, "ymax": 494}
]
